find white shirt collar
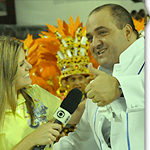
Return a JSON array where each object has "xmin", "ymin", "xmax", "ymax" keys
[{"xmin": 119, "ymin": 37, "xmax": 144, "ymax": 64}]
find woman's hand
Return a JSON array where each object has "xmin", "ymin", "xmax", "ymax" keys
[
  {"xmin": 12, "ymin": 122, "xmax": 62, "ymax": 150},
  {"xmin": 31, "ymin": 122, "xmax": 62, "ymax": 146}
]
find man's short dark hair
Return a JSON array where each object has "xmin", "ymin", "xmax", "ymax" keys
[{"xmin": 89, "ymin": 4, "xmax": 138, "ymax": 38}]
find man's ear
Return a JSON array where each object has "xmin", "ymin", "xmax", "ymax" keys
[
  {"xmin": 125, "ymin": 24, "xmax": 133, "ymax": 41},
  {"xmin": 61, "ymin": 79, "xmax": 67, "ymax": 88}
]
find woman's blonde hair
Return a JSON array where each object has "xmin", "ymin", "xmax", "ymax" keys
[{"xmin": 0, "ymin": 36, "xmax": 34, "ymax": 127}]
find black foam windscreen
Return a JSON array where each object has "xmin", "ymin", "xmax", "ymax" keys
[{"xmin": 60, "ymin": 88, "xmax": 83, "ymax": 114}]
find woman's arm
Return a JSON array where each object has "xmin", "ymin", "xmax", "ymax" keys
[{"xmin": 12, "ymin": 123, "xmax": 62, "ymax": 150}]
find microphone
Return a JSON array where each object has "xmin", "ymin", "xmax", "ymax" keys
[
  {"xmin": 53, "ymin": 88, "xmax": 83, "ymax": 125},
  {"xmin": 32, "ymin": 88, "xmax": 83, "ymax": 150}
]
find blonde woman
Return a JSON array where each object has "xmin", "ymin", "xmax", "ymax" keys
[{"xmin": 0, "ymin": 36, "xmax": 62, "ymax": 150}]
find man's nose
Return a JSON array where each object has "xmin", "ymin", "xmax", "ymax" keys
[{"xmin": 91, "ymin": 36, "xmax": 103, "ymax": 49}]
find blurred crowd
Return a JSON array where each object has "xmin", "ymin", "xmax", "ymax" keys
[{"xmin": 130, "ymin": 9, "xmax": 149, "ymax": 36}]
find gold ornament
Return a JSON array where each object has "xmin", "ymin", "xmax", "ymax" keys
[{"xmin": 55, "ymin": 27, "xmax": 91, "ymax": 85}]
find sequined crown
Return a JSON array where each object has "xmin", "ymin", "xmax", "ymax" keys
[{"xmin": 55, "ymin": 26, "xmax": 91, "ymax": 82}]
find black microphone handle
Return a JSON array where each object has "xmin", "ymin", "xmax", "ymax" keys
[
  {"xmin": 32, "ymin": 145, "xmax": 46, "ymax": 150},
  {"xmin": 54, "ymin": 119, "xmax": 62, "ymax": 124}
]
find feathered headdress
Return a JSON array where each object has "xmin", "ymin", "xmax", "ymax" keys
[{"xmin": 24, "ymin": 16, "xmax": 99, "ymax": 96}]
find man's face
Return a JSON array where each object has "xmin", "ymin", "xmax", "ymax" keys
[
  {"xmin": 86, "ymin": 9, "xmax": 129, "ymax": 70},
  {"xmin": 15, "ymin": 49, "xmax": 32, "ymax": 91},
  {"xmin": 67, "ymin": 74, "xmax": 87, "ymax": 92}
]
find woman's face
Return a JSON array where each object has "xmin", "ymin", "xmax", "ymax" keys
[
  {"xmin": 66, "ymin": 74, "xmax": 87, "ymax": 92},
  {"xmin": 15, "ymin": 48, "xmax": 32, "ymax": 91}
]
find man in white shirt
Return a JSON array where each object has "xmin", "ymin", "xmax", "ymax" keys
[{"xmin": 53, "ymin": 3, "xmax": 145, "ymax": 150}]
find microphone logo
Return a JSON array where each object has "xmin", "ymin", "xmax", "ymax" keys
[
  {"xmin": 57, "ymin": 110, "xmax": 65, "ymax": 118},
  {"xmin": 53, "ymin": 107, "xmax": 72, "ymax": 125}
]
